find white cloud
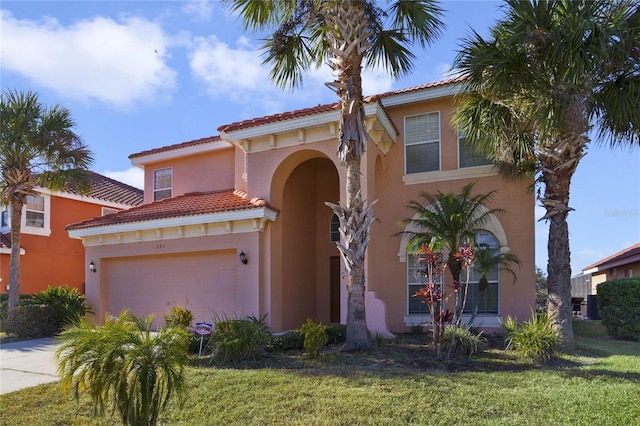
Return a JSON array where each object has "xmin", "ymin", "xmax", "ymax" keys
[
  {"xmin": 104, "ymin": 167, "xmax": 144, "ymax": 190},
  {"xmin": 0, "ymin": 11, "xmax": 177, "ymax": 109},
  {"xmin": 182, "ymin": 0, "xmax": 214, "ymax": 22},
  {"xmin": 188, "ymin": 35, "xmax": 395, "ymax": 116}
]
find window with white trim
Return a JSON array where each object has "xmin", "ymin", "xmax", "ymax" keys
[
  {"xmin": 1, "ymin": 208, "xmax": 8, "ymax": 228},
  {"xmin": 153, "ymin": 167, "xmax": 172, "ymax": 201},
  {"xmin": 405, "ymin": 112, "xmax": 440, "ymax": 174},
  {"xmin": 406, "ymin": 231, "xmax": 501, "ymax": 316},
  {"xmin": 25, "ymin": 195, "xmax": 45, "ymax": 228},
  {"xmin": 330, "ymin": 213, "xmax": 340, "ymax": 242},
  {"xmin": 461, "ymin": 231, "xmax": 500, "ymax": 314},
  {"xmin": 458, "ymin": 129, "xmax": 492, "ymax": 168}
]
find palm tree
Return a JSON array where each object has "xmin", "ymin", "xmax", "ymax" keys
[
  {"xmin": 56, "ymin": 311, "xmax": 191, "ymax": 426},
  {"xmin": 401, "ymin": 183, "xmax": 505, "ymax": 304},
  {"xmin": 223, "ymin": 0, "xmax": 445, "ymax": 350},
  {"xmin": 453, "ymin": 0, "xmax": 640, "ymax": 351},
  {"xmin": 467, "ymin": 245, "xmax": 520, "ymax": 326},
  {"xmin": 0, "ymin": 90, "xmax": 93, "ymax": 313}
]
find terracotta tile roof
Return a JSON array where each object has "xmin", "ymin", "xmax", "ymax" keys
[
  {"xmin": 66, "ymin": 189, "xmax": 277, "ymax": 231},
  {"xmin": 129, "ymin": 136, "xmax": 223, "ymax": 160},
  {"xmin": 218, "ymin": 77, "xmax": 463, "ymax": 133},
  {"xmin": 583, "ymin": 242, "xmax": 640, "ymax": 271},
  {"xmin": 64, "ymin": 171, "xmax": 143, "ymax": 206}
]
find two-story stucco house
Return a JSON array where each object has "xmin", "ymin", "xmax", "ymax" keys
[
  {"xmin": 66, "ymin": 79, "xmax": 536, "ymax": 335},
  {"xmin": 0, "ymin": 171, "xmax": 143, "ymax": 296}
]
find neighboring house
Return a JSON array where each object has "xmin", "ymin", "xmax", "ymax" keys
[
  {"xmin": 67, "ymin": 78, "xmax": 536, "ymax": 335},
  {"xmin": 582, "ymin": 242, "xmax": 640, "ymax": 293},
  {"xmin": 0, "ymin": 172, "xmax": 143, "ymax": 296}
]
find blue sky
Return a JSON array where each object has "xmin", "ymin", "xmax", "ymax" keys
[{"xmin": 2, "ymin": 1, "xmax": 639, "ymax": 275}]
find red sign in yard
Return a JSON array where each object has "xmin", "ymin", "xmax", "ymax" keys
[{"xmin": 194, "ymin": 322, "xmax": 213, "ymax": 336}]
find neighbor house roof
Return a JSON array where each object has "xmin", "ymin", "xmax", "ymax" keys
[
  {"xmin": 44, "ymin": 171, "xmax": 143, "ymax": 207},
  {"xmin": 66, "ymin": 189, "xmax": 277, "ymax": 231},
  {"xmin": 583, "ymin": 242, "xmax": 640, "ymax": 273}
]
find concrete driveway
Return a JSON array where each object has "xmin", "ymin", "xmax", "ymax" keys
[{"xmin": 0, "ymin": 338, "xmax": 60, "ymax": 394}]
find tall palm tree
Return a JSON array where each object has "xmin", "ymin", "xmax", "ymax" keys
[
  {"xmin": 467, "ymin": 245, "xmax": 520, "ymax": 326},
  {"xmin": 453, "ymin": 0, "xmax": 640, "ymax": 351},
  {"xmin": 223, "ymin": 0, "xmax": 444, "ymax": 350},
  {"xmin": 0, "ymin": 90, "xmax": 93, "ymax": 312},
  {"xmin": 401, "ymin": 183, "xmax": 505, "ymax": 295},
  {"xmin": 56, "ymin": 311, "xmax": 191, "ymax": 426}
]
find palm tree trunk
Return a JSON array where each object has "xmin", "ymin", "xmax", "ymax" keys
[
  {"xmin": 342, "ymin": 158, "xmax": 370, "ymax": 350},
  {"xmin": 539, "ymin": 102, "xmax": 588, "ymax": 352},
  {"xmin": 8, "ymin": 198, "xmax": 22, "ymax": 309}
]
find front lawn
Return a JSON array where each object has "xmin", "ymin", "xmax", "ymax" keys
[{"xmin": 1, "ymin": 321, "xmax": 638, "ymax": 425}]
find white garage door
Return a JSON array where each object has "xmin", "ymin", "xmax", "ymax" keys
[{"xmin": 105, "ymin": 250, "xmax": 237, "ymax": 328}]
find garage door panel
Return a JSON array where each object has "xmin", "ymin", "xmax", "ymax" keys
[{"xmin": 106, "ymin": 251, "xmax": 237, "ymax": 327}]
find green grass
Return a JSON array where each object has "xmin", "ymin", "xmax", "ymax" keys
[{"xmin": 1, "ymin": 321, "xmax": 639, "ymax": 426}]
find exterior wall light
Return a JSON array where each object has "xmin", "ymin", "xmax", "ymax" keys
[
  {"xmin": 239, "ymin": 251, "xmax": 248, "ymax": 265},
  {"xmin": 89, "ymin": 261, "xmax": 97, "ymax": 273}
]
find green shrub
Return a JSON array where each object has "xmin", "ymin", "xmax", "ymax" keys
[
  {"xmin": 27, "ymin": 286, "xmax": 91, "ymax": 333},
  {"xmin": 163, "ymin": 305, "xmax": 194, "ymax": 329},
  {"xmin": 300, "ymin": 318, "xmax": 328, "ymax": 358},
  {"xmin": 6, "ymin": 304, "xmax": 56, "ymax": 338},
  {"xmin": 443, "ymin": 325, "xmax": 487, "ymax": 358},
  {"xmin": 268, "ymin": 330, "xmax": 304, "ymax": 352},
  {"xmin": 503, "ymin": 310, "xmax": 560, "ymax": 364},
  {"xmin": 208, "ymin": 315, "xmax": 270, "ymax": 362},
  {"xmin": 325, "ymin": 323, "xmax": 347, "ymax": 344},
  {"xmin": 597, "ymin": 278, "xmax": 640, "ymax": 341},
  {"xmin": 0, "ymin": 295, "xmax": 34, "ymax": 332}
]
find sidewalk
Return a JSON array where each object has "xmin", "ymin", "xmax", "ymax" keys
[{"xmin": 0, "ymin": 338, "xmax": 59, "ymax": 394}]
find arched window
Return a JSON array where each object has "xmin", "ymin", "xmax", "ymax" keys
[
  {"xmin": 330, "ymin": 213, "xmax": 340, "ymax": 242},
  {"xmin": 463, "ymin": 231, "xmax": 500, "ymax": 314},
  {"xmin": 406, "ymin": 230, "xmax": 500, "ymax": 316}
]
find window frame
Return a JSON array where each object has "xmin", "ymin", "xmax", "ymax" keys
[
  {"xmin": 458, "ymin": 129, "xmax": 493, "ymax": 169},
  {"xmin": 404, "ymin": 111, "xmax": 441, "ymax": 175},
  {"xmin": 329, "ymin": 213, "xmax": 340, "ymax": 242},
  {"xmin": 153, "ymin": 167, "xmax": 173, "ymax": 201}
]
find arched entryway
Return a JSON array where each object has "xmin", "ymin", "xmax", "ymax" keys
[{"xmin": 270, "ymin": 154, "xmax": 340, "ymax": 331}]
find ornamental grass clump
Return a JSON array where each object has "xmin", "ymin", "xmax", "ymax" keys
[
  {"xmin": 503, "ymin": 310, "xmax": 560, "ymax": 364},
  {"xmin": 443, "ymin": 325, "xmax": 487, "ymax": 359},
  {"xmin": 208, "ymin": 314, "xmax": 270, "ymax": 362}
]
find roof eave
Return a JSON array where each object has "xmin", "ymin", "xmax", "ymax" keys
[{"xmin": 67, "ymin": 207, "xmax": 279, "ymax": 238}]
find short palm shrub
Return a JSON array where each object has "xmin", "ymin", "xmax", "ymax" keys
[
  {"xmin": 163, "ymin": 305, "xmax": 194, "ymax": 329},
  {"xmin": 56, "ymin": 311, "xmax": 190, "ymax": 426},
  {"xmin": 300, "ymin": 318, "xmax": 328, "ymax": 358},
  {"xmin": 208, "ymin": 315, "xmax": 270, "ymax": 362},
  {"xmin": 28, "ymin": 285, "xmax": 91, "ymax": 333},
  {"xmin": 443, "ymin": 325, "xmax": 487, "ymax": 358},
  {"xmin": 6, "ymin": 304, "xmax": 56, "ymax": 337},
  {"xmin": 503, "ymin": 310, "xmax": 560, "ymax": 364},
  {"xmin": 597, "ymin": 278, "xmax": 640, "ymax": 341}
]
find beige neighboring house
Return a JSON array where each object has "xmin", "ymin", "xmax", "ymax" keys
[
  {"xmin": 582, "ymin": 242, "xmax": 640, "ymax": 293},
  {"xmin": 66, "ymin": 78, "xmax": 536, "ymax": 335}
]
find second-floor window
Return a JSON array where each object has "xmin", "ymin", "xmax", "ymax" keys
[
  {"xmin": 458, "ymin": 130, "xmax": 492, "ymax": 168},
  {"xmin": 0, "ymin": 208, "xmax": 8, "ymax": 228},
  {"xmin": 153, "ymin": 167, "xmax": 173, "ymax": 201},
  {"xmin": 405, "ymin": 112, "xmax": 440, "ymax": 174},
  {"xmin": 25, "ymin": 195, "xmax": 45, "ymax": 228}
]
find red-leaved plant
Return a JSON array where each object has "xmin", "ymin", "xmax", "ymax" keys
[{"xmin": 412, "ymin": 243, "xmax": 449, "ymax": 360}]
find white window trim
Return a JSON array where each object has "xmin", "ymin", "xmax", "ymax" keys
[
  {"xmin": 457, "ymin": 129, "xmax": 493, "ymax": 169},
  {"xmin": 22, "ymin": 194, "xmax": 51, "ymax": 236},
  {"xmin": 153, "ymin": 167, "xmax": 173, "ymax": 201},
  {"xmin": 404, "ymin": 111, "xmax": 441, "ymax": 175}
]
